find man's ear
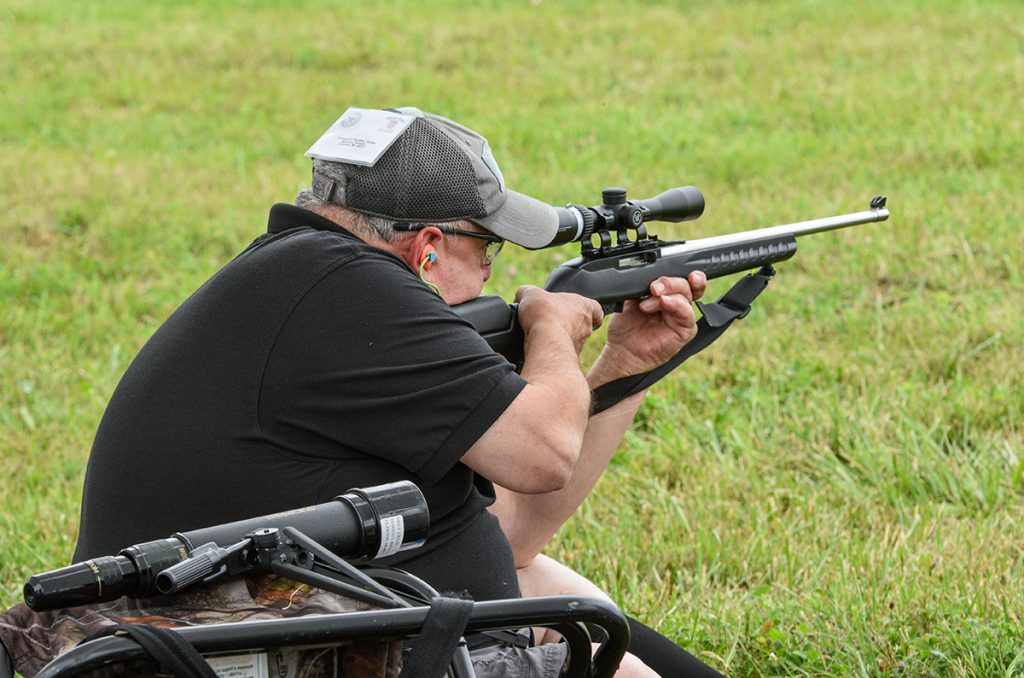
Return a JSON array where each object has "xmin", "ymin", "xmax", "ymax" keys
[{"xmin": 396, "ymin": 226, "xmax": 444, "ymax": 272}]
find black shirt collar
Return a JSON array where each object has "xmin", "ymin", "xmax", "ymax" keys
[{"xmin": 267, "ymin": 203, "xmax": 359, "ymax": 239}]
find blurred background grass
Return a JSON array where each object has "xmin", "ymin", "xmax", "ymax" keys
[{"xmin": 1, "ymin": 0, "xmax": 1022, "ymax": 675}]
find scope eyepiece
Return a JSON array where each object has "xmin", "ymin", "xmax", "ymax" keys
[
  {"xmin": 24, "ymin": 539, "xmax": 188, "ymax": 611},
  {"xmin": 24, "ymin": 556, "xmax": 133, "ymax": 611}
]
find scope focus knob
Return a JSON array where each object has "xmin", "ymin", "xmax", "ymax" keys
[{"xmin": 156, "ymin": 554, "xmax": 215, "ymax": 594}]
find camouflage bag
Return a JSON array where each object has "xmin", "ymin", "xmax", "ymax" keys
[{"xmin": 0, "ymin": 574, "xmax": 402, "ymax": 677}]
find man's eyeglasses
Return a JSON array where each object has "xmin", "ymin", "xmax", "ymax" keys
[{"xmin": 394, "ymin": 222, "xmax": 505, "ymax": 264}]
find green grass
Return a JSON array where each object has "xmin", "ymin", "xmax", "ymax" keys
[{"xmin": 2, "ymin": 0, "xmax": 1022, "ymax": 675}]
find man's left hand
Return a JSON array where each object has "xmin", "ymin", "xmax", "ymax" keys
[{"xmin": 594, "ymin": 271, "xmax": 708, "ymax": 381}]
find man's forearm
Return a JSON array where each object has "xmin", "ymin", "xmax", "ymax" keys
[
  {"xmin": 490, "ymin": 381, "xmax": 645, "ymax": 566},
  {"xmin": 490, "ymin": 276, "xmax": 705, "ymax": 565},
  {"xmin": 462, "ymin": 316, "xmax": 595, "ymax": 494}
]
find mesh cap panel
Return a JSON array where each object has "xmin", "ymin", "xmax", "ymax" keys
[{"xmin": 344, "ymin": 118, "xmax": 486, "ymax": 222}]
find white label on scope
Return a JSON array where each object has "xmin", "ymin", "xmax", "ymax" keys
[{"xmin": 375, "ymin": 515, "xmax": 405, "ymax": 559}]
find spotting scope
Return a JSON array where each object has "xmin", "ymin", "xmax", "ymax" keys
[{"xmin": 24, "ymin": 481, "xmax": 428, "ymax": 611}]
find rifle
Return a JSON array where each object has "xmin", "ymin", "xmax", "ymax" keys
[{"xmin": 453, "ymin": 187, "xmax": 889, "ymax": 409}]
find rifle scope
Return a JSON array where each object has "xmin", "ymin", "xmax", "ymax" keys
[
  {"xmin": 23, "ymin": 481, "xmax": 429, "ymax": 612},
  {"xmin": 549, "ymin": 186, "xmax": 705, "ymax": 247}
]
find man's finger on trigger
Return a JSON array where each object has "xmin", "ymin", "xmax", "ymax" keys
[{"xmin": 639, "ymin": 295, "xmax": 660, "ymax": 312}]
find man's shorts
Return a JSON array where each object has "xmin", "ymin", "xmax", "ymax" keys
[{"xmin": 471, "ymin": 641, "xmax": 568, "ymax": 677}]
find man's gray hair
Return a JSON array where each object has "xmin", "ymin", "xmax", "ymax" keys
[
  {"xmin": 295, "ymin": 188, "xmax": 402, "ymax": 243},
  {"xmin": 296, "ymin": 187, "xmax": 478, "ymax": 245}
]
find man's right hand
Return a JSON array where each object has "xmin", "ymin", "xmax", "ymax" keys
[{"xmin": 514, "ymin": 285, "xmax": 604, "ymax": 355}]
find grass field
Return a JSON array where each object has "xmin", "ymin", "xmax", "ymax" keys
[{"xmin": 1, "ymin": 1, "xmax": 1022, "ymax": 675}]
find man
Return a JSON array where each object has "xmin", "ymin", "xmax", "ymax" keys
[{"xmin": 74, "ymin": 108, "xmax": 722, "ymax": 676}]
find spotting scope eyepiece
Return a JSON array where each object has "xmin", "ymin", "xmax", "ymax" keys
[{"xmin": 24, "ymin": 481, "xmax": 429, "ymax": 611}]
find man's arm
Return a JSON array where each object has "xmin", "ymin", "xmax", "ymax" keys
[
  {"xmin": 461, "ymin": 285, "xmax": 603, "ymax": 494},
  {"xmin": 487, "ymin": 273, "xmax": 707, "ymax": 566}
]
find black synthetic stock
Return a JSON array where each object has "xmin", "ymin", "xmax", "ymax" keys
[
  {"xmin": 454, "ymin": 295, "xmax": 524, "ymax": 368},
  {"xmin": 544, "ymin": 235, "xmax": 797, "ymax": 310},
  {"xmin": 452, "ymin": 235, "xmax": 797, "ymax": 360}
]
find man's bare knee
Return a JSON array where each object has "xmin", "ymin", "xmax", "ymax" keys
[
  {"xmin": 601, "ymin": 647, "xmax": 658, "ymax": 678},
  {"xmin": 516, "ymin": 553, "xmax": 612, "ymax": 601},
  {"xmin": 518, "ymin": 555, "xmax": 616, "ymax": 645}
]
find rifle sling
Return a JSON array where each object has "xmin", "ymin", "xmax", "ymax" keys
[
  {"xmin": 398, "ymin": 596, "xmax": 474, "ymax": 678},
  {"xmin": 590, "ymin": 265, "xmax": 776, "ymax": 415}
]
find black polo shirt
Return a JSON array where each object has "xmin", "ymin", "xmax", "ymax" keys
[{"xmin": 74, "ymin": 204, "xmax": 527, "ymax": 600}]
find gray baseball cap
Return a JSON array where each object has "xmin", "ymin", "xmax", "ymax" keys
[{"xmin": 308, "ymin": 108, "xmax": 559, "ymax": 249}]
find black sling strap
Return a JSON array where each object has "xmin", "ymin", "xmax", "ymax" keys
[
  {"xmin": 85, "ymin": 624, "xmax": 218, "ymax": 678},
  {"xmin": 399, "ymin": 597, "xmax": 475, "ymax": 678},
  {"xmin": 591, "ymin": 266, "xmax": 775, "ymax": 415}
]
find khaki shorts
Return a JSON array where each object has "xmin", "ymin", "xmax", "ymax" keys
[{"xmin": 471, "ymin": 641, "xmax": 568, "ymax": 677}]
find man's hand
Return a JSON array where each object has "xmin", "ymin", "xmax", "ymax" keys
[
  {"xmin": 591, "ymin": 271, "xmax": 708, "ymax": 383},
  {"xmin": 515, "ymin": 285, "xmax": 604, "ymax": 355}
]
